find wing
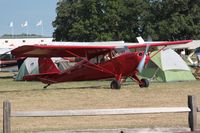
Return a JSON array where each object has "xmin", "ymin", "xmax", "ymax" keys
[
  {"xmin": 126, "ymin": 40, "xmax": 192, "ymax": 49},
  {"xmin": 11, "ymin": 40, "xmax": 192, "ymax": 58},
  {"xmin": 11, "ymin": 45, "xmax": 115, "ymax": 59}
]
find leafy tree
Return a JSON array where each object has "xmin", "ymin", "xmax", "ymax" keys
[
  {"xmin": 121, "ymin": 0, "xmax": 150, "ymax": 41},
  {"xmin": 53, "ymin": 0, "xmax": 126, "ymax": 41},
  {"xmin": 53, "ymin": 0, "xmax": 200, "ymax": 41},
  {"xmin": 145, "ymin": 0, "xmax": 200, "ymax": 40},
  {"xmin": 53, "ymin": 0, "xmax": 149, "ymax": 41}
]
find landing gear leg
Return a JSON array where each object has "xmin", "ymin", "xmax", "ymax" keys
[{"xmin": 110, "ymin": 79, "xmax": 121, "ymax": 89}]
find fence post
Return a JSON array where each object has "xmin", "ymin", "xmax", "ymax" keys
[
  {"xmin": 188, "ymin": 95, "xmax": 197, "ymax": 131},
  {"xmin": 3, "ymin": 100, "xmax": 11, "ymax": 133}
]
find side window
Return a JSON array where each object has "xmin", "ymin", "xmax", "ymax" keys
[{"xmin": 111, "ymin": 50, "xmax": 119, "ymax": 58}]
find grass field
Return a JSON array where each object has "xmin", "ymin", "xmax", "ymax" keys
[{"xmin": 0, "ymin": 72, "xmax": 200, "ymax": 132}]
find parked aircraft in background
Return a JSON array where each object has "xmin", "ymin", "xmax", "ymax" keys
[
  {"xmin": 11, "ymin": 38, "xmax": 192, "ymax": 89},
  {"xmin": 0, "ymin": 48, "xmax": 18, "ymax": 72}
]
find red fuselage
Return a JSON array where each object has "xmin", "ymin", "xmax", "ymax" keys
[{"xmin": 35, "ymin": 51, "xmax": 150, "ymax": 84}]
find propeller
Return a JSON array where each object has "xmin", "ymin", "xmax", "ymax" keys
[{"xmin": 136, "ymin": 36, "xmax": 152, "ymax": 73}]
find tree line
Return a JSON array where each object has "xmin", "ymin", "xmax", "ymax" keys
[{"xmin": 52, "ymin": 0, "xmax": 200, "ymax": 42}]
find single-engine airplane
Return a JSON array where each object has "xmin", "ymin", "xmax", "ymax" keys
[{"xmin": 11, "ymin": 38, "xmax": 192, "ymax": 89}]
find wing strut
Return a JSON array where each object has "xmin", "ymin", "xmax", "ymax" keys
[
  {"xmin": 65, "ymin": 49, "xmax": 116, "ymax": 75},
  {"xmin": 150, "ymin": 46, "xmax": 167, "ymax": 58}
]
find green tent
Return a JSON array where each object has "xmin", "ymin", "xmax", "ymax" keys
[{"xmin": 140, "ymin": 49, "xmax": 195, "ymax": 82}]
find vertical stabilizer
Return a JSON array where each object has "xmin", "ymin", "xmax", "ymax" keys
[
  {"xmin": 136, "ymin": 36, "xmax": 145, "ymax": 43},
  {"xmin": 38, "ymin": 58, "xmax": 60, "ymax": 74}
]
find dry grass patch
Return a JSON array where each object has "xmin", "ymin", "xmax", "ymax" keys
[{"xmin": 0, "ymin": 74, "xmax": 200, "ymax": 132}]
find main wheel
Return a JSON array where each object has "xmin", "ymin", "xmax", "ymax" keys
[
  {"xmin": 139, "ymin": 78, "xmax": 149, "ymax": 88},
  {"xmin": 110, "ymin": 80, "xmax": 121, "ymax": 89}
]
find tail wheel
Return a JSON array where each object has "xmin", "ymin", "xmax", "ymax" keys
[
  {"xmin": 110, "ymin": 80, "xmax": 121, "ymax": 89},
  {"xmin": 139, "ymin": 78, "xmax": 149, "ymax": 88}
]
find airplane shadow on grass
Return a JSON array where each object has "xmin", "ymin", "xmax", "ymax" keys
[
  {"xmin": 0, "ymin": 81, "xmax": 134, "ymax": 93},
  {"xmin": 49, "ymin": 81, "xmax": 134, "ymax": 90}
]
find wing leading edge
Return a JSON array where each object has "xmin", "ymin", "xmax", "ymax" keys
[
  {"xmin": 127, "ymin": 40, "xmax": 192, "ymax": 49},
  {"xmin": 11, "ymin": 45, "xmax": 115, "ymax": 58},
  {"xmin": 11, "ymin": 40, "xmax": 192, "ymax": 58}
]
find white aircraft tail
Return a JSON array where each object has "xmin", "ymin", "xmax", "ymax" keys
[{"xmin": 136, "ymin": 36, "xmax": 145, "ymax": 43}]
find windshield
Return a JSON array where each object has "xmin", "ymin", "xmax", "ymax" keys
[{"xmin": 115, "ymin": 46, "xmax": 130, "ymax": 54}]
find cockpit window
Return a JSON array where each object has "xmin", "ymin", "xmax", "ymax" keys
[
  {"xmin": 89, "ymin": 52, "xmax": 113, "ymax": 64},
  {"xmin": 89, "ymin": 47, "xmax": 131, "ymax": 64}
]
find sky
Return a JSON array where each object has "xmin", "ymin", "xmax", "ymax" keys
[{"xmin": 0, "ymin": 0, "xmax": 58, "ymax": 37}]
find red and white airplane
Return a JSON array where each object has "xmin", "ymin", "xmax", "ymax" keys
[{"xmin": 11, "ymin": 38, "xmax": 192, "ymax": 89}]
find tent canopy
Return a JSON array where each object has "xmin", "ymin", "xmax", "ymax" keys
[
  {"xmin": 15, "ymin": 58, "xmax": 39, "ymax": 81},
  {"xmin": 140, "ymin": 49, "xmax": 195, "ymax": 82}
]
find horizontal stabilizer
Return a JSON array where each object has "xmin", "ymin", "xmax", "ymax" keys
[{"xmin": 23, "ymin": 72, "xmax": 59, "ymax": 82}]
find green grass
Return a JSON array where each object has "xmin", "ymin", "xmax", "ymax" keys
[{"xmin": 0, "ymin": 73, "xmax": 200, "ymax": 132}]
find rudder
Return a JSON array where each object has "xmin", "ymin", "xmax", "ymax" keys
[{"xmin": 38, "ymin": 58, "xmax": 60, "ymax": 74}]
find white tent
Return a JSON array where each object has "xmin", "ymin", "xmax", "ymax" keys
[
  {"xmin": 15, "ymin": 58, "xmax": 39, "ymax": 80},
  {"xmin": 160, "ymin": 49, "xmax": 190, "ymax": 71}
]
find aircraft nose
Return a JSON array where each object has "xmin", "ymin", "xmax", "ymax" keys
[{"xmin": 137, "ymin": 52, "xmax": 151, "ymax": 73}]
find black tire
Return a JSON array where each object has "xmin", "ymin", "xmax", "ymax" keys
[
  {"xmin": 139, "ymin": 78, "xmax": 149, "ymax": 88},
  {"xmin": 110, "ymin": 80, "xmax": 121, "ymax": 89}
]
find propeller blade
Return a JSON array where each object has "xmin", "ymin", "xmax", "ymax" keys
[
  {"xmin": 145, "ymin": 43, "xmax": 150, "ymax": 54},
  {"xmin": 137, "ymin": 54, "xmax": 146, "ymax": 73},
  {"xmin": 136, "ymin": 36, "xmax": 152, "ymax": 73},
  {"xmin": 147, "ymin": 35, "xmax": 152, "ymax": 42},
  {"xmin": 137, "ymin": 43, "xmax": 150, "ymax": 73}
]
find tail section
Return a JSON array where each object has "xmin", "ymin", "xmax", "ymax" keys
[
  {"xmin": 23, "ymin": 58, "xmax": 60, "ymax": 83},
  {"xmin": 136, "ymin": 36, "xmax": 145, "ymax": 43},
  {"xmin": 38, "ymin": 58, "xmax": 60, "ymax": 74}
]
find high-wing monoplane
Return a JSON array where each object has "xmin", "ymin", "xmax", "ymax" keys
[{"xmin": 11, "ymin": 38, "xmax": 192, "ymax": 89}]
